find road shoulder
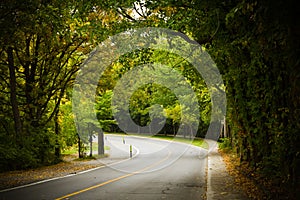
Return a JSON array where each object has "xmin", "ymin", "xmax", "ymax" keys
[
  {"xmin": 207, "ymin": 140, "xmax": 250, "ymax": 200},
  {"xmin": 0, "ymin": 155, "xmax": 103, "ymax": 191}
]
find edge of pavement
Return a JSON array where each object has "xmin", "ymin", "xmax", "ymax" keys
[
  {"xmin": 2, "ymin": 135, "xmax": 250, "ymax": 200},
  {"xmin": 206, "ymin": 139, "xmax": 250, "ymax": 200},
  {"xmin": 0, "ymin": 143, "xmax": 140, "ymax": 193}
]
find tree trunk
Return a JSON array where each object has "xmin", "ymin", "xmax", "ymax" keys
[
  {"xmin": 173, "ymin": 124, "xmax": 176, "ymax": 136},
  {"xmin": 89, "ymin": 134, "xmax": 93, "ymax": 157},
  {"xmin": 88, "ymin": 123, "xmax": 93, "ymax": 157},
  {"xmin": 78, "ymin": 134, "xmax": 83, "ymax": 158},
  {"xmin": 98, "ymin": 131, "xmax": 104, "ymax": 155},
  {"xmin": 7, "ymin": 47, "xmax": 22, "ymax": 138},
  {"xmin": 54, "ymin": 108, "xmax": 61, "ymax": 160},
  {"xmin": 77, "ymin": 125, "xmax": 83, "ymax": 158}
]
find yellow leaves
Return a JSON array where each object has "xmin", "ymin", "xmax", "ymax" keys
[
  {"xmin": 161, "ymin": 6, "xmax": 178, "ymax": 17},
  {"xmin": 246, "ymin": 1, "xmax": 257, "ymax": 13},
  {"xmin": 69, "ymin": 23, "xmax": 75, "ymax": 32},
  {"xmin": 164, "ymin": 104, "xmax": 182, "ymax": 123},
  {"xmin": 0, "ymin": 157, "xmax": 101, "ymax": 189},
  {"xmin": 220, "ymin": 149, "xmax": 263, "ymax": 199},
  {"xmin": 112, "ymin": 62, "xmax": 124, "ymax": 71},
  {"xmin": 68, "ymin": 16, "xmax": 92, "ymax": 33},
  {"xmin": 278, "ymin": 107, "xmax": 289, "ymax": 113},
  {"xmin": 77, "ymin": 45, "xmax": 91, "ymax": 55},
  {"xmin": 88, "ymin": 9, "xmax": 120, "ymax": 27},
  {"xmin": 242, "ymin": 40, "xmax": 248, "ymax": 47}
]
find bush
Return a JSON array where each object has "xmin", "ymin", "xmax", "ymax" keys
[{"xmin": 218, "ymin": 137, "xmax": 232, "ymax": 150}]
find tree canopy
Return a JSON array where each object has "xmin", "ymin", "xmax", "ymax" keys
[{"xmin": 0, "ymin": 0, "xmax": 299, "ymax": 198}]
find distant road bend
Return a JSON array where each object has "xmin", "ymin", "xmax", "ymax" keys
[{"xmin": 0, "ymin": 135, "xmax": 207, "ymax": 200}]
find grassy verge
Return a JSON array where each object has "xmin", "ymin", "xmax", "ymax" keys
[
  {"xmin": 61, "ymin": 146, "xmax": 78, "ymax": 155},
  {"xmin": 73, "ymin": 153, "xmax": 109, "ymax": 161},
  {"xmin": 62, "ymin": 144, "xmax": 110, "ymax": 157},
  {"xmin": 152, "ymin": 135, "xmax": 208, "ymax": 149},
  {"xmin": 105, "ymin": 132, "xmax": 208, "ymax": 149},
  {"xmin": 62, "ymin": 133, "xmax": 208, "ymax": 160}
]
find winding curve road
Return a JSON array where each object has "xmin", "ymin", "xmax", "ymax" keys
[{"xmin": 0, "ymin": 135, "xmax": 207, "ymax": 200}]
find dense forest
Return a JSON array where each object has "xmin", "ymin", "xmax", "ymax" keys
[{"xmin": 0, "ymin": 0, "xmax": 299, "ymax": 198}]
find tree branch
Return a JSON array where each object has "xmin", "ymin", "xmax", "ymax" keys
[{"xmin": 116, "ymin": 7, "xmax": 136, "ymax": 22}]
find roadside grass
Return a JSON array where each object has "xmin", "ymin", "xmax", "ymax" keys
[
  {"xmin": 62, "ymin": 143, "xmax": 110, "ymax": 158},
  {"xmin": 73, "ymin": 153, "xmax": 109, "ymax": 161},
  {"xmin": 61, "ymin": 146, "xmax": 78, "ymax": 155},
  {"xmin": 218, "ymin": 138, "xmax": 232, "ymax": 151},
  {"xmin": 152, "ymin": 135, "xmax": 208, "ymax": 149},
  {"xmin": 86, "ymin": 142, "xmax": 111, "ymax": 151},
  {"xmin": 105, "ymin": 132, "xmax": 208, "ymax": 149},
  {"xmin": 61, "ymin": 133, "xmax": 208, "ymax": 160}
]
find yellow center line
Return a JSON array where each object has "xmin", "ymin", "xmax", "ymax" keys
[{"xmin": 55, "ymin": 149, "xmax": 171, "ymax": 200}]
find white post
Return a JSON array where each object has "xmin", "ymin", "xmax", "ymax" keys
[{"xmin": 130, "ymin": 145, "xmax": 132, "ymax": 158}]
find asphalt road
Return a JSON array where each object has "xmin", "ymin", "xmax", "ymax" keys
[{"xmin": 0, "ymin": 135, "xmax": 207, "ymax": 200}]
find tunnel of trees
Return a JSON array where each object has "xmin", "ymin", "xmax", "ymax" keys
[{"xmin": 0, "ymin": 0, "xmax": 299, "ymax": 198}]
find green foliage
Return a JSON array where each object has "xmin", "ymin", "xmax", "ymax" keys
[
  {"xmin": 1, "ymin": 2, "xmax": 298, "ymax": 198},
  {"xmin": 102, "ymin": 0, "xmax": 299, "ymax": 197},
  {"xmin": 218, "ymin": 138, "xmax": 232, "ymax": 151},
  {"xmin": 0, "ymin": 0, "xmax": 114, "ymax": 170},
  {"xmin": 203, "ymin": 0, "xmax": 299, "ymax": 197},
  {"xmin": 59, "ymin": 99, "xmax": 78, "ymax": 148},
  {"xmin": 95, "ymin": 90, "xmax": 117, "ymax": 131},
  {"xmin": 96, "ymin": 48, "xmax": 211, "ymax": 137}
]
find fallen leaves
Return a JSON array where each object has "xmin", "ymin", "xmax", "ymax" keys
[
  {"xmin": 0, "ymin": 155, "xmax": 102, "ymax": 190},
  {"xmin": 219, "ymin": 149, "xmax": 296, "ymax": 200},
  {"xmin": 219, "ymin": 149, "xmax": 265, "ymax": 199}
]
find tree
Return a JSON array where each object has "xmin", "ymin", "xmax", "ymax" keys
[
  {"xmin": 100, "ymin": 0, "xmax": 299, "ymax": 197},
  {"xmin": 0, "ymin": 0, "xmax": 110, "ymax": 169}
]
